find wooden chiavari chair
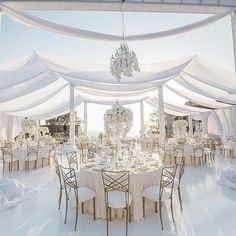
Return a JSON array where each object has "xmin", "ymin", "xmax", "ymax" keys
[
  {"xmin": 2, "ymin": 147, "xmax": 19, "ymax": 173},
  {"xmin": 60, "ymin": 166, "xmax": 96, "ymax": 231},
  {"xmin": 101, "ymin": 170, "xmax": 132, "ymax": 236},
  {"xmin": 142, "ymin": 164, "xmax": 178, "ymax": 230},
  {"xmin": 26, "ymin": 145, "xmax": 39, "ymax": 171}
]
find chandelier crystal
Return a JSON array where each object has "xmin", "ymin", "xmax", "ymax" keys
[{"xmin": 110, "ymin": 42, "xmax": 140, "ymax": 82}]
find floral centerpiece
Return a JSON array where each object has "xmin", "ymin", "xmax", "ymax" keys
[
  {"xmin": 104, "ymin": 103, "xmax": 133, "ymax": 147},
  {"xmin": 173, "ymin": 120, "xmax": 188, "ymax": 143},
  {"xmin": 22, "ymin": 118, "xmax": 38, "ymax": 138}
]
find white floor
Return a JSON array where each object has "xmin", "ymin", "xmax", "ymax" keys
[{"xmin": 1, "ymin": 152, "xmax": 236, "ymax": 236}]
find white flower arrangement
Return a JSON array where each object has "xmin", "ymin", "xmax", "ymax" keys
[
  {"xmin": 173, "ymin": 120, "xmax": 188, "ymax": 138},
  {"xmin": 22, "ymin": 118, "xmax": 38, "ymax": 136},
  {"xmin": 104, "ymin": 103, "xmax": 133, "ymax": 144}
]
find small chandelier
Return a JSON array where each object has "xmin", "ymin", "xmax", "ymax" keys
[{"xmin": 109, "ymin": 0, "xmax": 140, "ymax": 82}]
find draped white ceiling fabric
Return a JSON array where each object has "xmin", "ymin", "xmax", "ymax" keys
[
  {"xmin": 0, "ymin": 3, "xmax": 233, "ymax": 42},
  {"xmin": 0, "ymin": 51, "xmax": 235, "ymax": 122}
]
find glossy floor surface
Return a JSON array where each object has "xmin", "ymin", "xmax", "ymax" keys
[{"xmin": 0, "ymin": 152, "xmax": 236, "ymax": 236}]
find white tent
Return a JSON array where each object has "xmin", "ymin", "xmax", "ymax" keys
[{"xmin": 0, "ymin": 51, "xmax": 235, "ymax": 141}]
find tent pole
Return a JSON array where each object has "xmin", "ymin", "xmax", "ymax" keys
[
  {"xmin": 140, "ymin": 100, "xmax": 144, "ymax": 136},
  {"xmin": 188, "ymin": 115, "xmax": 193, "ymax": 135},
  {"xmin": 158, "ymin": 86, "xmax": 165, "ymax": 142},
  {"xmin": 231, "ymin": 11, "xmax": 236, "ymax": 76},
  {"xmin": 84, "ymin": 100, "xmax": 87, "ymax": 136},
  {"xmin": 69, "ymin": 83, "xmax": 75, "ymax": 145}
]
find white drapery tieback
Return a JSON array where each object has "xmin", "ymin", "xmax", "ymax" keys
[{"xmin": 0, "ymin": 3, "xmax": 233, "ymax": 41}]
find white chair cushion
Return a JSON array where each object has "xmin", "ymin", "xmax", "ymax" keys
[
  {"xmin": 107, "ymin": 191, "xmax": 132, "ymax": 209},
  {"xmin": 4, "ymin": 157, "xmax": 19, "ymax": 163},
  {"xmin": 204, "ymin": 148, "xmax": 212, "ymax": 154},
  {"xmin": 25, "ymin": 156, "xmax": 37, "ymax": 161},
  {"xmin": 142, "ymin": 186, "xmax": 170, "ymax": 202},
  {"xmin": 222, "ymin": 145, "xmax": 232, "ymax": 150},
  {"xmin": 193, "ymin": 150, "xmax": 203, "ymax": 157},
  {"xmin": 78, "ymin": 187, "xmax": 96, "ymax": 203}
]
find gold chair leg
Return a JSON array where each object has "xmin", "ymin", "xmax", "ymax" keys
[
  {"xmin": 109, "ymin": 207, "xmax": 112, "ymax": 221},
  {"xmin": 170, "ymin": 197, "xmax": 175, "ymax": 223},
  {"xmin": 159, "ymin": 201, "xmax": 163, "ymax": 230},
  {"xmin": 81, "ymin": 202, "xmax": 84, "ymax": 214},
  {"xmin": 64, "ymin": 194, "xmax": 69, "ymax": 224},
  {"xmin": 142, "ymin": 197, "xmax": 145, "ymax": 218},
  {"xmin": 93, "ymin": 197, "xmax": 96, "ymax": 220},
  {"xmin": 74, "ymin": 195, "xmax": 78, "ymax": 231},
  {"xmin": 178, "ymin": 187, "xmax": 183, "ymax": 211},
  {"xmin": 58, "ymin": 186, "xmax": 62, "ymax": 210},
  {"xmin": 106, "ymin": 203, "xmax": 109, "ymax": 236},
  {"xmin": 129, "ymin": 205, "xmax": 131, "ymax": 223},
  {"xmin": 155, "ymin": 202, "xmax": 158, "ymax": 213},
  {"xmin": 126, "ymin": 207, "xmax": 128, "ymax": 236}
]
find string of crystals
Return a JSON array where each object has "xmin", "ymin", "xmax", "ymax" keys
[{"xmin": 110, "ymin": 1, "xmax": 140, "ymax": 82}]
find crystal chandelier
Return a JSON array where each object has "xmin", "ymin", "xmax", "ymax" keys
[{"xmin": 109, "ymin": 0, "xmax": 140, "ymax": 82}]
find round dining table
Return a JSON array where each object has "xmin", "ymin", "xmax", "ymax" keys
[{"xmin": 76, "ymin": 157, "xmax": 162, "ymax": 222}]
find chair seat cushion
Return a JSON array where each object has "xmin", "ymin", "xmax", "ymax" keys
[
  {"xmin": 107, "ymin": 191, "xmax": 132, "ymax": 209},
  {"xmin": 25, "ymin": 156, "xmax": 37, "ymax": 161},
  {"xmin": 191, "ymin": 150, "xmax": 203, "ymax": 157},
  {"xmin": 78, "ymin": 187, "xmax": 96, "ymax": 203},
  {"xmin": 142, "ymin": 186, "xmax": 170, "ymax": 202},
  {"xmin": 222, "ymin": 145, "xmax": 232, "ymax": 150},
  {"xmin": 204, "ymin": 148, "xmax": 212, "ymax": 154},
  {"xmin": 4, "ymin": 157, "xmax": 19, "ymax": 163}
]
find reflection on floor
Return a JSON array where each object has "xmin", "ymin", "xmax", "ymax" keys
[{"xmin": 0, "ymin": 152, "xmax": 236, "ymax": 236}]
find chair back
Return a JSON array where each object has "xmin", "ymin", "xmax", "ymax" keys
[
  {"xmin": 101, "ymin": 170, "xmax": 130, "ymax": 206},
  {"xmin": 66, "ymin": 151, "xmax": 79, "ymax": 169},
  {"xmin": 174, "ymin": 145, "xmax": 184, "ymax": 158},
  {"xmin": 2, "ymin": 147, "xmax": 13, "ymax": 161},
  {"xmin": 27, "ymin": 145, "xmax": 39, "ymax": 158},
  {"xmin": 88, "ymin": 144, "xmax": 100, "ymax": 160},
  {"xmin": 101, "ymin": 170, "xmax": 130, "ymax": 193},
  {"xmin": 60, "ymin": 165, "xmax": 78, "ymax": 190},
  {"xmin": 183, "ymin": 144, "xmax": 193, "ymax": 158},
  {"xmin": 159, "ymin": 165, "xmax": 177, "ymax": 200},
  {"xmin": 158, "ymin": 142, "xmax": 165, "ymax": 154},
  {"xmin": 193, "ymin": 145, "xmax": 203, "ymax": 157},
  {"xmin": 48, "ymin": 143, "xmax": 57, "ymax": 157}
]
